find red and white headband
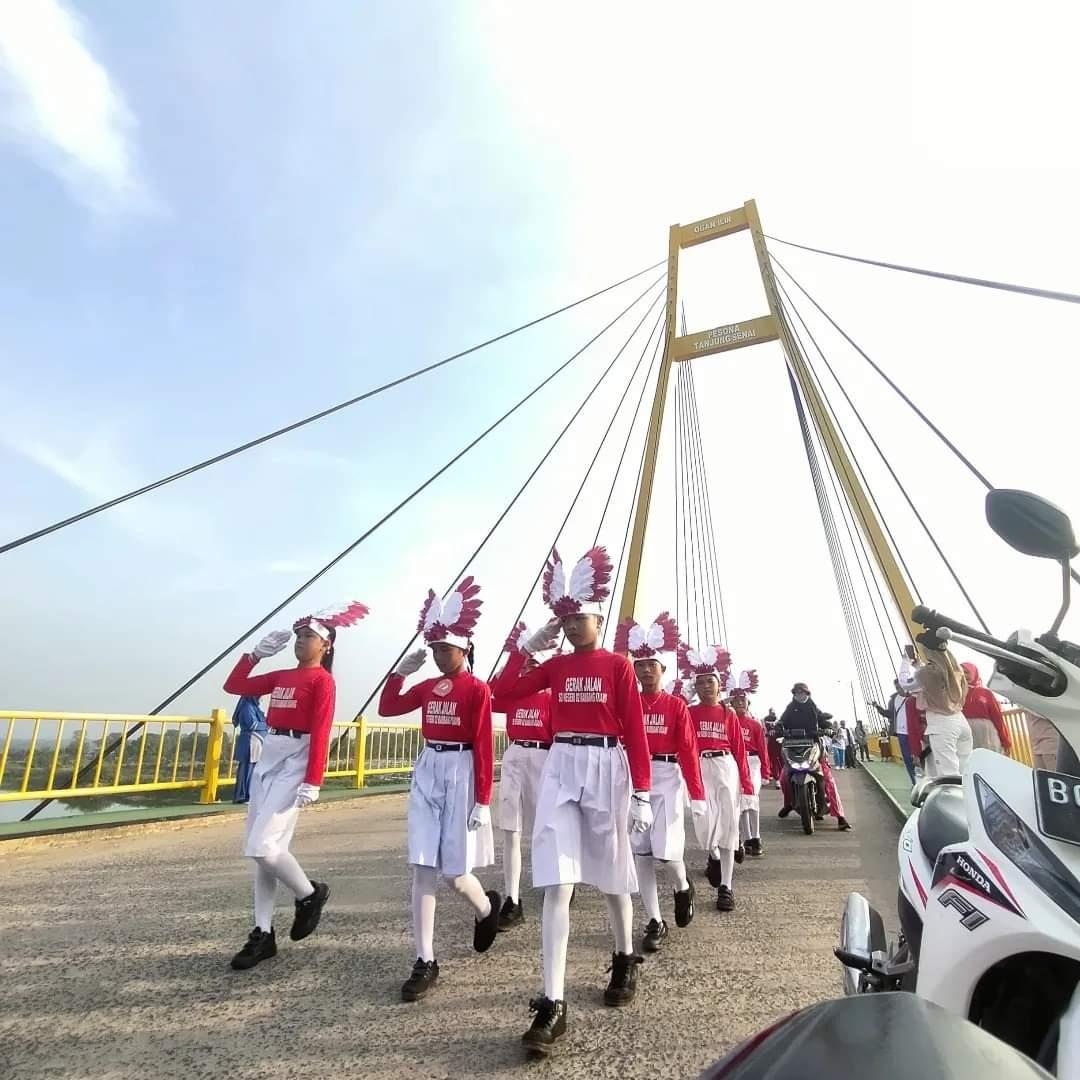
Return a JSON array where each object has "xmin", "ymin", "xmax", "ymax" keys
[
  {"xmin": 543, "ymin": 545, "xmax": 612, "ymax": 618},
  {"xmin": 293, "ymin": 601, "xmax": 369, "ymax": 642},
  {"xmin": 419, "ymin": 577, "xmax": 482, "ymax": 651},
  {"xmin": 615, "ymin": 612, "xmax": 680, "ymax": 662}
]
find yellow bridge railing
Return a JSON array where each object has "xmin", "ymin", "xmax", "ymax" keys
[{"xmin": 0, "ymin": 711, "xmax": 511, "ymax": 807}]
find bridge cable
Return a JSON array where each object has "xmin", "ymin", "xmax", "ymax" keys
[
  {"xmin": 684, "ymin": 368, "xmax": 719, "ymax": 641},
  {"xmin": 673, "ymin": 359, "xmax": 682, "ymax": 633},
  {"xmin": 678, "ymin": 364, "xmax": 705, "ymax": 643},
  {"xmin": 1, "ymin": 258, "xmax": 666, "ymax": 557},
  {"xmin": 766, "ymin": 234, "xmax": 1080, "ymax": 307},
  {"xmin": 22, "ymin": 277, "xmax": 664, "ymax": 821}
]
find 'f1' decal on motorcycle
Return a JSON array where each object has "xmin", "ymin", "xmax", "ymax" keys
[
  {"xmin": 937, "ymin": 888, "xmax": 989, "ymax": 931},
  {"xmin": 932, "ymin": 850, "xmax": 1026, "ymax": 918}
]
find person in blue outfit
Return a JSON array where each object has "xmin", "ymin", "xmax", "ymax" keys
[{"xmin": 232, "ymin": 695, "xmax": 268, "ymax": 804}]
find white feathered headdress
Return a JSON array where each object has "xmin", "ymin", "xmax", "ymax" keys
[
  {"xmin": 665, "ymin": 677, "xmax": 697, "ymax": 704},
  {"xmin": 614, "ymin": 612, "xmax": 680, "ymax": 662},
  {"xmin": 418, "ymin": 577, "xmax": 483, "ymax": 649},
  {"xmin": 677, "ymin": 641, "xmax": 732, "ymax": 679},
  {"xmin": 293, "ymin": 601, "xmax": 369, "ymax": 641},
  {"xmin": 543, "ymin": 546, "xmax": 613, "ymax": 617},
  {"xmin": 728, "ymin": 668, "xmax": 760, "ymax": 696}
]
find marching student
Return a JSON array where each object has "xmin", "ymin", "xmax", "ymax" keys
[
  {"xmin": 378, "ymin": 577, "xmax": 500, "ymax": 1002},
  {"xmin": 729, "ymin": 670, "xmax": 771, "ymax": 858},
  {"xmin": 680, "ymin": 643, "xmax": 753, "ymax": 912},
  {"xmin": 223, "ymin": 601, "xmax": 369, "ymax": 971},
  {"xmin": 491, "ymin": 546, "xmax": 651, "ymax": 1055},
  {"xmin": 615, "ymin": 613, "xmax": 706, "ymax": 952},
  {"xmin": 490, "ymin": 622, "xmax": 555, "ymax": 930}
]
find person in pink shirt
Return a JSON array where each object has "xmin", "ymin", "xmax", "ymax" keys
[
  {"xmin": 223, "ymin": 601, "xmax": 368, "ymax": 972},
  {"xmin": 729, "ymin": 669, "xmax": 772, "ymax": 858},
  {"xmin": 491, "ymin": 546, "xmax": 651, "ymax": 1055},
  {"xmin": 490, "ymin": 622, "xmax": 555, "ymax": 930},
  {"xmin": 616, "ymin": 612, "xmax": 706, "ymax": 953},
  {"xmin": 379, "ymin": 578, "xmax": 500, "ymax": 1003},
  {"xmin": 681, "ymin": 643, "xmax": 753, "ymax": 912}
]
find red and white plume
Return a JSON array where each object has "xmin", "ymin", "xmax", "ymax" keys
[
  {"xmin": 677, "ymin": 642, "xmax": 732, "ymax": 679},
  {"xmin": 418, "ymin": 577, "xmax": 483, "ymax": 650},
  {"xmin": 729, "ymin": 668, "xmax": 760, "ymax": 694},
  {"xmin": 293, "ymin": 601, "xmax": 369, "ymax": 641},
  {"xmin": 614, "ymin": 612, "xmax": 680, "ymax": 660},
  {"xmin": 543, "ymin": 546, "xmax": 613, "ymax": 618},
  {"xmin": 502, "ymin": 620, "xmax": 556, "ymax": 657},
  {"xmin": 665, "ymin": 677, "xmax": 697, "ymax": 704}
]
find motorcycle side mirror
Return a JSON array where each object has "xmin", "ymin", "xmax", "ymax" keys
[{"xmin": 985, "ymin": 488, "xmax": 1079, "ymax": 562}]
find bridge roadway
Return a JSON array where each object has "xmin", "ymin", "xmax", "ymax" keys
[{"xmin": 1, "ymin": 770, "xmax": 899, "ymax": 1080}]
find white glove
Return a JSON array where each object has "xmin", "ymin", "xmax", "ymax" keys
[
  {"xmin": 524, "ymin": 618, "xmax": 562, "ymax": 656},
  {"xmin": 395, "ymin": 649, "xmax": 428, "ymax": 677},
  {"xmin": 294, "ymin": 783, "xmax": 320, "ymax": 809},
  {"xmin": 467, "ymin": 803, "xmax": 491, "ymax": 831},
  {"xmin": 690, "ymin": 799, "xmax": 708, "ymax": 818},
  {"xmin": 252, "ymin": 630, "xmax": 291, "ymax": 660},
  {"xmin": 248, "ymin": 733, "xmax": 264, "ymax": 764},
  {"xmin": 629, "ymin": 791, "xmax": 653, "ymax": 833}
]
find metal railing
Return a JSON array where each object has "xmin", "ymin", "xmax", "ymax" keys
[
  {"xmin": 1001, "ymin": 708, "xmax": 1034, "ymax": 766},
  {"xmin": 0, "ymin": 711, "xmax": 510, "ymax": 806}
]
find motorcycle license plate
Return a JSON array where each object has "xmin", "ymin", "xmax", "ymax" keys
[{"xmin": 1033, "ymin": 769, "xmax": 1080, "ymax": 846}]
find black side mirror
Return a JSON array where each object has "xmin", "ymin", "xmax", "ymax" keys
[{"xmin": 985, "ymin": 489, "xmax": 1079, "ymax": 562}]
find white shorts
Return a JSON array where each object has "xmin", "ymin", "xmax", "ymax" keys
[
  {"xmin": 740, "ymin": 755, "xmax": 763, "ymax": 813},
  {"xmin": 497, "ymin": 742, "xmax": 548, "ymax": 833},
  {"xmin": 693, "ymin": 753, "xmax": 741, "ymax": 854},
  {"xmin": 408, "ymin": 746, "xmax": 494, "ymax": 877},
  {"xmin": 243, "ymin": 733, "xmax": 308, "ymax": 858},
  {"xmin": 531, "ymin": 740, "xmax": 637, "ymax": 895},
  {"xmin": 631, "ymin": 759, "xmax": 687, "ymax": 863}
]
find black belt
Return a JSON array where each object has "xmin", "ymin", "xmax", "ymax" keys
[
  {"xmin": 652, "ymin": 753, "xmax": 678, "ymax": 763},
  {"xmin": 427, "ymin": 741, "xmax": 472, "ymax": 752},
  {"xmin": 554, "ymin": 734, "xmax": 618, "ymax": 748},
  {"xmin": 513, "ymin": 740, "xmax": 551, "ymax": 750},
  {"xmin": 270, "ymin": 728, "xmax": 306, "ymax": 739},
  {"xmin": 748, "ymin": 750, "xmax": 760, "ymax": 757},
  {"xmin": 700, "ymin": 749, "xmax": 730, "ymax": 758}
]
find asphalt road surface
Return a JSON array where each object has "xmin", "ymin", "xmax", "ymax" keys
[{"xmin": 0, "ymin": 767, "xmax": 899, "ymax": 1080}]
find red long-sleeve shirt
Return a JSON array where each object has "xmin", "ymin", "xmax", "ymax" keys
[
  {"xmin": 963, "ymin": 687, "xmax": 1012, "ymax": 752},
  {"xmin": 641, "ymin": 690, "xmax": 705, "ymax": 801},
  {"xmin": 906, "ymin": 697, "xmax": 927, "ymax": 757},
  {"xmin": 492, "ymin": 689, "xmax": 553, "ymax": 744},
  {"xmin": 378, "ymin": 670, "xmax": 493, "ymax": 804},
  {"xmin": 224, "ymin": 655, "xmax": 336, "ymax": 787},
  {"xmin": 492, "ymin": 648, "xmax": 651, "ymax": 792},
  {"xmin": 689, "ymin": 703, "xmax": 754, "ymax": 795},
  {"xmin": 738, "ymin": 712, "xmax": 773, "ymax": 781}
]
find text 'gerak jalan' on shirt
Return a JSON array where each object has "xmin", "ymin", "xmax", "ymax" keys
[
  {"xmin": 689, "ymin": 702, "xmax": 754, "ymax": 794},
  {"xmin": 224, "ymin": 655, "xmax": 336, "ymax": 787},
  {"xmin": 378, "ymin": 668, "xmax": 494, "ymax": 805},
  {"xmin": 492, "ymin": 648, "xmax": 651, "ymax": 791},
  {"xmin": 640, "ymin": 689, "xmax": 705, "ymax": 801},
  {"xmin": 491, "ymin": 687, "xmax": 553, "ymax": 744}
]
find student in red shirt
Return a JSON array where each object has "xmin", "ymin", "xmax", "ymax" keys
[
  {"xmin": 616, "ymin": 613, "xmax": 706, "ymax": 953},
  {"xmin": 681, "ymin": 643, "xmax": 753, "ymax": 912},
  {"xmin": 491, "ymin": 546, "xmax": 651, "ymax": 1055},
  {"xmin": 490, "ymin": 622, "xmax": 555, "ymax": 930},
  {"xmin": 379, "ymin": 578, "xmax": 501, "ymax": 1003},
  {"xmin": 961, "ymin": 662, "xmax": 1012, "ymax": 755},
  {"xmin": 223, "ymin": 601, "xmax": 368, "ymax": 972},
  {"xmin": 729, "ymin": 670, "xmax": 771, "ymax": 858}
]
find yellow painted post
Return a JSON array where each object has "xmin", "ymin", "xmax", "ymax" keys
[
  {"xmin": 201, "ymin": 709, "xmax": 226, "ymax": 804},
  {"xmin": 354, "ymin": 717, "xmax": 368, "ymax": 788}
]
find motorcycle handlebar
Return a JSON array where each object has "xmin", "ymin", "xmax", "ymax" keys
[{"xmin": 910, "ymin": 606, "xmax": 1006, "ymax": 651}]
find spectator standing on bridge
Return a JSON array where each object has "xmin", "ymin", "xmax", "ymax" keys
[
  {"xmin": 960, "ymin": 662, "xmax": 1012, "ymax": 756},
  {"xmin": 223, "ymin": 601, "xmax": 368, "ymax": 972},
  {"xmin": 231, "ymin": 695, "xmax": 267, "ymax": 804},
  {"xmin": 681, "ymin": 644, "xmax": 752, "ymax": 912},
  {"xmin": 379, "ymin": 578, "xmax": 501, "ymax": 1003},
  {"xmin": 616, "ymin": 613, "xmax": 705, "ymax": 953},
  {"xmin": 900, "ymin": 640, "xmax": 972, "ymax": 777},
  {"xmin": 853, "ymin": 719, "xmax": 870, "ymax": 763},
  {"xmin": 490, "ymin": 623, "xmax": 556, "ymax": 931},
  {"xmin": 491, "ymin": 545, "xmax": 651, "ymax": 1055},
  {"xmin": 872, "ymin": 679, "xmax": 917, "ymax": 784},
  {"xmin": 730, "ymin": 671, "xmax": 771, "ymax": 858}
]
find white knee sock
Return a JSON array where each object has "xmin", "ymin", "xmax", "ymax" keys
[
  {"xmin": 604, "ymin": 892, "xmax": 634, "ymax": 954},
  {"xmin": 669, "ymin": 858, "xmax": 690, "ymax": 892},
  {"xmin": 502, "ymin": 829, "xmax": 522, "ymax": 903},
  {"xmin": 253, "ymin": 860, "xmax": 277, "ymax": 932},
  {"xmin": 258, "ymin": 850, "xmax": 313, "ymax": 900},
  {"xmin": 719, "ymin": 848, "xmax": 736, "ymax": 888},
  {"xmin": 450, "ymin": 872, "xmax": 492, "ymax": 918},
  {"xmin": 748, "ymin": 809, "xmax": 760, "ymax": 840},
  {"xmin": 542, "ymin": 884, "xmax": 573, "ymax": 1001},
  {"xmin": 634, "ymin": 854, "xmax": 662, "ymax": 922},
  {"xmin": 739, "ymin": 810, "xmax": 750, "ymax": 844},
  {"xmin": 412, "ymin": 866, "xmax": 439, "ymax": 962}
]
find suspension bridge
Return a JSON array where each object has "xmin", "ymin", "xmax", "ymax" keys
[{"xmin": 1, "ymin": 200, "xmax": 1075, "ymax": 1078}]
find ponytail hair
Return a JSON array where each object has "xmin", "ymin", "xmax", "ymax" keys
[
  {"xmin": 321, "ymin": 626, "xmax": 337, "ymax": 673},
  {"xmin": 466, "ymin": 641, "xmax": 475, "ymax": 672}
]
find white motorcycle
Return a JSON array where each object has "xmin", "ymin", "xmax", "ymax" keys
[{"xmin": 836, "ymin": 488, "xmax": 1080, "ymax": 1076}]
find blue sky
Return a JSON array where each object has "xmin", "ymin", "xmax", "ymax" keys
[{"xmin": 3, "ymin": 1, "xmax": 1080, "ymax": 722}]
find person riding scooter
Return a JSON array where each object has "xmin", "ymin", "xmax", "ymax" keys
[{"xmin": 778, "ymin": 683, "xmax": 851, "ymax": 830}]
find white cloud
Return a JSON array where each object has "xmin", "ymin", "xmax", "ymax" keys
[{"xmin": 0, "ymin": 0, "xmax": 152, "ymax": 212}]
